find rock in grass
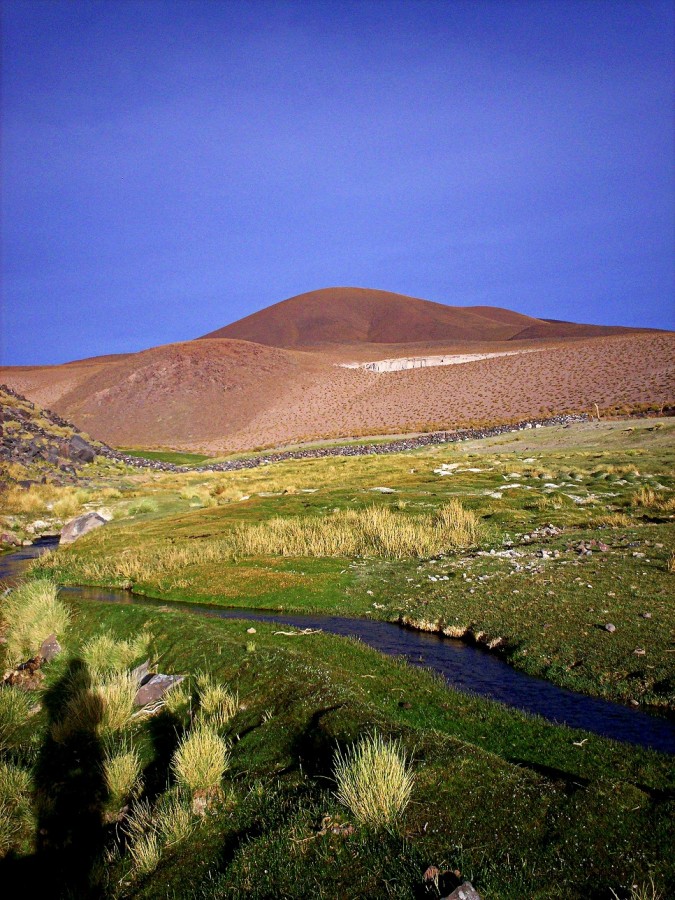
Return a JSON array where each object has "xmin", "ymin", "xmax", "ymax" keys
[
  {"xmin": 443, "ymin": 883, "xmax": 482, "ymax": 900},
  {"xmin": 134, "ymin": 673, "xmax": 184, "ymax": 707},
  {"xmin": 60, "ymin": 511, "xmax": 107, "ymax": 544},
  {"xmin": 39, "ymin": 633, "xmax": 61, "ymax": 662},
  {"xmin": 604, "ymin": 623, "xmax": 617, "ymax": 633}
]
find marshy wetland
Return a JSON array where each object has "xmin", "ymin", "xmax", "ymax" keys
[{"xmin": 1, "ymin": 416, "xmax": 674, "ymax": 898}]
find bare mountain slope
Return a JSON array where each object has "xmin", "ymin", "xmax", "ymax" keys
[
  {"xmin": 1, "ymin": 289, "xmax": 671, "ymax": 452},
  {"xmin": 199, "ymin": 287, "xmax": 647, "ymax": 348}
]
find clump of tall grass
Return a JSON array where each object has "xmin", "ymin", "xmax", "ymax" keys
[
  {"xmin": 1, "ymin": 579, "xmax": 70, "ymax": 666},
  {"xmin": 124, "ymin": 792, "xmax": 198, "ymax": 876},
  {"xmin": 231, "ymin": 501, "xmax": 482, "ymax": 559},
  {"xmin": 103, "ymin": 743, "xmax": 143, "ymax": 809},
  {"xmin": 333, "ymin": 732, "xmax": 414, "ymax": 828},
  {"xmin": 52, "ymin": 670, "xmax": 137, "ymax": 742},
  {"xmin": 0, "ymin": 761, "xmax": 33, "ymax": 858},
  {"xmin": 163, "ymin": 682, "xmax": 192, "ymax": 724},
  {"xmin": 632, "ymin": 486, "xmax": 675, "ymax": 513},
  {"xmin": 195, "ymin": 673, "xmax": 238, "ymax": 731},
  {"xmin": 81, "ymin": 631, "xmax": 151, "ymax": 676},
  {"xmin": 0, "ymin": 687, "xmax": 32, "ymax": 749},
  {"xmin": 126, "ymin": 498, "xmax": 159, "ymax": 516},
  {"xmin": 172, "ymin": 725, "xmax": 230, "ymax": 795},
  {"xmin": 33, "ymin": 501, "xmax": 484, "ymax": 589}
]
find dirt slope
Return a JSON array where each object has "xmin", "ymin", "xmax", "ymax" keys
[
  {"xmin": 199, "ymin": 287, "xmax": 647, "ymax": 348},
  {"xmin": 1, "ymin": 290, "xmax": 671, "ymax": 452}
]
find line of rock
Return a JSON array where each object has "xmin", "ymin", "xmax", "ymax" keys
[{"xmin": 99, "ymin": 414, "xmax": 589, "ymax": 474}]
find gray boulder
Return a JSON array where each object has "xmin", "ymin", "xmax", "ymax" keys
[
  {"xmin": 39, "ymin": 633, "xmax": 62, "ymax": 662},
  {"xmin": 134, "ymin": 673, "xmax": 184, "ymax": 707},
  {"xmin": 66, "ymin": 434, "xmax": 97, "ymax": 463},
  {"xmin": 60, "ymin": 511, "xmax": 107, "ymax": 544}
]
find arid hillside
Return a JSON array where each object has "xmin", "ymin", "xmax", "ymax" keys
[
  {"xmin": 200, "ymin": 287, "xmax": 647, "ymax": 347},
  {"xmin": 1, "ymin": 290, "xmax": 672, "ymax": 451}
]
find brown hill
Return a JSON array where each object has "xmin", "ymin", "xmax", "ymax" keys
[
  {"xmin": 1, "ymin": 289, "xmax": 672, "ymax": 452},
  {"xmin": 199, "ymin": 287, "xmax": 646, "ymax": 348}
]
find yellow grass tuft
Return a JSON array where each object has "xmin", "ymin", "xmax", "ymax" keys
[
  {"xmin": 333, "ymin": 732, "xmax": 414, "ymax": 828},
  {"xmin": 0, "ymin": 687, "xmax": 32, "ymax": 750},
  {"xmin": 81, "ymin": 631, "xmax": 151, "ymax": 676},
  {"xmin": 172, "ymin": 725, "xmax": 230, "ymax": 795},
  {"xmin": 103, "ymin": 744, "xmax": 143, "ymax": 807},
  {"xmin": 1, "ymin": 579, "xmax": 70, "ymax": 666},
  {"xmin": 195, "ymin": 673, "xmax": 238, "ymax": 731},
  {"xmin": 52, "ymin": 670, "xmax": 137, "ymax": 742}
]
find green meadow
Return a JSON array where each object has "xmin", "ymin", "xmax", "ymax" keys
[{"xmin": 2, "ymin": 418, "xmax": 674, "ymax": 897}]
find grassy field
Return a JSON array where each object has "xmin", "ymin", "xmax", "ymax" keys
[
  {"xmin": 2, "ymin": 417, "xmax": 674, "ymax": 897},
  {"xmin": 1, "ymin": 594, "xmax": 673, "ymax": 898},
  {"xmin": 34, "ymin": 418, "xmax": 675, "ymax": 706}
]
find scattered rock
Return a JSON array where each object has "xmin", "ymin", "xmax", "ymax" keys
[
  {"xmin": 246, "ymin": 627, "xmax": 256, "ymax": 634},
  {"xmin": 134, "ymin": 673, "xmax": 184, "ymax": 707},
  {"xmin": 39, "ymin": 633, "xmax": 62, "ymax": 662},
  {"xmin": 604, "ymin": 623, "xmax": 616, "ymax": 633},
  {"xmin": 633, "ymin": 648, "xmax": 646, "ymax": 656},
  {"xmin": 60, "ymin": 511, "xmax": 107, "ymax": 544},
  {"xmin": 0, "ymin": 532, "xmax": 21, "ymax": 546},
  {"xmin": 369, "ymin": 486, "xmax": 396, "ymax": 493},
  {"xmin": 640, "ymin": 612, "xmax": 652, "ymax": 619},
  {"xmin": 3, "ymin": 654, "xmax": 45, "ymax": 690}
]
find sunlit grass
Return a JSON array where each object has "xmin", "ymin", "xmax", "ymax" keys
[
  {"xmin": 1, "ymin": 579, "xmax": 70, "ymax": 666},
  {"xmin": 172, "ymin": 725, "xmax": 230, "ymax": 795},
  {"xmin": 333, "ymin": 732, "xmax": 414, "ymax": 828}
]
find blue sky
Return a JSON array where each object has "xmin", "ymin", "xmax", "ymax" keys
[{"xmin": 2, "ymin": 0, "xmax": 673, "ymax": 365}]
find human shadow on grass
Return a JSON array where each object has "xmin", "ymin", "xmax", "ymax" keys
[{"xmin": 2, "ymin": 659, "xmax": 109, "ymax": 897}]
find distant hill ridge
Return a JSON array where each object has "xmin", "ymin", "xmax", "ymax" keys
[{"xmin": 198, "ymin": 287, "xmax": 649, "ymax": 348}]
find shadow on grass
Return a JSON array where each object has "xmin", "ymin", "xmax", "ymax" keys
[{"xmin": 2, "ymin": 659, "xmax": 108, "ymax": 897}]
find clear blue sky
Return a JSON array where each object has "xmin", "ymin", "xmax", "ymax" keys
[{"xmin": 2, "ymin": 0, "xmax": 673, "ymax": 365}]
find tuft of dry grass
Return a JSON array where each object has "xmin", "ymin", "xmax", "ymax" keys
[
  {"xmin": 0, "ymin": 687, "xmax": 31, "ymax": 750},
  {"xmin": 52, "ymin": 670, "xmax": 137, "ymax": 742},
  {"xmin": 172, "ymin": 725, "xmax": 230, "ymax": 795},
  {"xmin": 1, "ymin": 579, "xmax": 70, "ymax": 666},
  {"xmin": 81, "ymin": 631, "xmax": 151, "ymax": 676},
  {"xmin": 103, "ymin": 743, "xmax": 143, "ymax": 807},
  {"xmin": 195, "ymin": 673, "xmax": 238, "ymax": 731},
  {"xmin": 632, "ymin": 486, "xmax": 675, "ymax": 513},
  {"xmin": 333, "ymin": 732, "xmax": 414, "ymax": 828}
]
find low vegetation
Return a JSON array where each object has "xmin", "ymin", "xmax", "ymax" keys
[
  {"xmin": 1, "ymin": 417, "xmax": 674, "ymax": 897},
  {"xmin": 1, "ymin": 579, "xmax": 70, "ymax": 666},
  {"xmin": 333, "ymin": 731, "xmax": 414, "ymax": 827}
]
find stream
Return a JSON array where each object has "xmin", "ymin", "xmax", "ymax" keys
[{"xmin": 2, "ymin": 537, "xmax": 673, "ymax": 754}]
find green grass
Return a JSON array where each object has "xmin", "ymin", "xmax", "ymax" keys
[
  {"xmin": 33, "ymin": 420, "xmax": 675, "ymax": 705},
  {"xmin": 6, "ymin": 417, "xmax": 674, "ymax": 896},
  {"xmin": 3, "ymin": 597, "xmax": 670, "ymax": 898}
]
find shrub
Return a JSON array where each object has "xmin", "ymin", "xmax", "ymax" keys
[
  {"xmin": 333, "ymin": 732, "xmax": 414, "ymax": 828},
  {"xmin": 1, "ymin": 579, "xmax": 70, "ymax": 666},
  {"xmin": 172, "ymin": 725, "xmax": 230, "ymax": 795}
]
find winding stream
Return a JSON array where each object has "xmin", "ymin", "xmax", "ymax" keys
[{"xmin": 2, "ymin": 538, "xmax": 673, "ymax": 754}]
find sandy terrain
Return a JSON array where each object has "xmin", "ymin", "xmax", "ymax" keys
[{"xmin": 1, "ymin": 289, "xmax": 671, "ymax": 451}]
